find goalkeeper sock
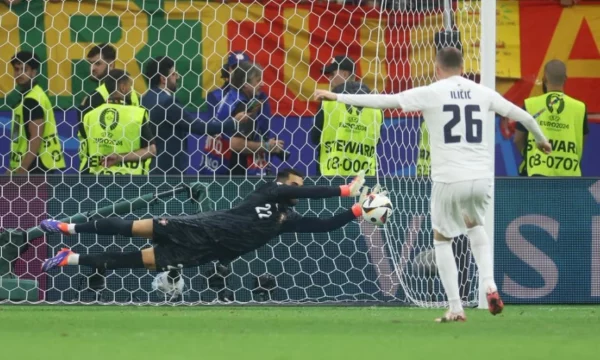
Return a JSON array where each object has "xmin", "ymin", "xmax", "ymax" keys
[
  {"xmin": 71, "ymin": 218, "xmax": 134, "ymax": 237},
  {"xmin": 78, "ymin": 251, "xmax": 145, "ymax": 270},
  {"xmin": 434, "ymin": 240, "xmax": 463, "ymax": 313},
  {"xmin": 467, "ymin": 226, "xmax": 497, "ymax": 293}
]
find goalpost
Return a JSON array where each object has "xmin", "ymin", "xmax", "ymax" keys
[
  {"xmin": 480, "ymin": 0, "xmax": 496, "ymax": 310},
  {"xmin": 0, "ymin": 0, "xmax": 495, "ymax": 306}
]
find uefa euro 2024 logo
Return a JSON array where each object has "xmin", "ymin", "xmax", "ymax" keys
[{"xmin": 99, "ymin": 108, "xmax": 119, "ymax": 138}]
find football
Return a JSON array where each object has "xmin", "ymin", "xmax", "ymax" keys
[{"xmin": 361, "ymin": 193, "xmax": 393, "ymax": 226}]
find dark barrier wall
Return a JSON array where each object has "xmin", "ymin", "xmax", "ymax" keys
[
  {"xmin": 2, "ymin": 176, "xmax": 599, "ymax": 304},
  {"xmin": 41, "ymin": 176, "xmax": 409, "ymax": 303},
  {"xmin": 495, "ymin": 178, "xmax": 600, "ymax": 304}
]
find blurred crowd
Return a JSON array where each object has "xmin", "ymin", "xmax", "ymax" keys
[
  {"xmin": 6, "ymin": 44, "xmax": 384, "ymax": 177},
  {"xmin": 1, "ymin": 0, "xmax": 447, "ymax": 11},
  {"xmin": 3, "ymin": 0, "xmax": 584, "ymax": 178}
]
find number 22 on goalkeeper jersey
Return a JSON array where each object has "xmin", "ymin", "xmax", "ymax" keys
[{"xmin": 394, "ymin": 75, "xmax": 515, "ymax": 183}]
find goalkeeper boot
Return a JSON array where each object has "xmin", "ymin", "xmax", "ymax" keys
[
  {"xmin": 435, "ymin": 311, "xmax": 467, "ymax": 323},
  {"xmin": 40, "ymin": 220, "xmax": 70, "ymax": 236},
  {"xmin": 42, "ymin": 248, "xmax": 74, "ymax": 272},
  {"xmin": 486, "ymin": 290, "xmax": 504, "ymax": 315}
]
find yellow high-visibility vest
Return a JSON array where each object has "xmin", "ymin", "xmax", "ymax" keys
[
  {"xmin": 81, "ymin": 103, "xmax": 150, "ymax": 175},
  {"xmin": 319, "ymin": 101, "xmax": 382, "ymax": 176},
  {"xmin": 521, "ymin": 92, "xmax": 585, "ymax": 176},
  {"xmin": 10, "ymin": 84, "xmax": 65, "ymax": 170}
]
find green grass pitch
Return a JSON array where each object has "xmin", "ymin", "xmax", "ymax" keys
[{"xmin": 1, "ymin": 305, "xmax": 598, "ymax": 360}]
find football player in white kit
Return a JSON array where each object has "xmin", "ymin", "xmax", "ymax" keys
[{"xmin": 314, "ymin": 47, "xmax": 552, "ymax": 322}]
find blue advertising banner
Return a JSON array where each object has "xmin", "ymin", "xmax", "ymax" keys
[{"xmin": 495, "ymin": 178, "xmax": 600, "ymax": 304}]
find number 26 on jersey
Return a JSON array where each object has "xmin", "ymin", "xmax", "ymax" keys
[{"xmin": 443, "ymin": 104, "xmax": 483, "ymax": 144}]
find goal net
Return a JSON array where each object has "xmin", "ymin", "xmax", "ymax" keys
[{"xmin": 0, "ymin": 0, "xmax": 487, "ymax": 306}]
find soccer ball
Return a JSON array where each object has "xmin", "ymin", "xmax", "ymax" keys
[
  {"xmin": 361, "ymin": 193, "xmax": 393, "ymax": 226},
  {"xmin": 152, "ymin": 271, "xmax": 185, "ymax": 301}
]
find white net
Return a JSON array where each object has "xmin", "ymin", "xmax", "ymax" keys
[{"xmin": 0, "ymin": 0, "xmax": 485, "ymax": 305}]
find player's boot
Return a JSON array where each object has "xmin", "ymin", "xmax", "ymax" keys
[
  {"xmin": 435, "ymin": 311, "xmax": 467, "ymax": 323},
  {"xmin": 41, "ymin": 248, "xmax": 74, "ymax": 272},
  {"xmin": 486, "ymin": 290, "xmax": 504, "ymax": 315},
  {"xmin": 40, "ymin": 219, "xmax": 71, "ymax": 236}
]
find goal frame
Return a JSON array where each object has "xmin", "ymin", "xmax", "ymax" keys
[
  {"xmin": 480, "ymin": 0, "xmax": 497, "ymax": 310},
  {"xmin": 0, "ymin": 0, "xmax": 498, "ymax": 306}
]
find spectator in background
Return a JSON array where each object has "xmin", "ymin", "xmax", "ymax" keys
[
  {"xmin": 141, "ymin": 56, "xmax": 238, "ymax": 174},
  {"xmin": 8, "ymin": 51, "xmax": 65, "ymax": 174},
  {"xmin": 311, "ymin": 80, "xmax": 382, "ymax": 176},
  {"xmin": 206, "ymin": 51, "xmax": 251, "ymax": 118},
  {"xmin": 323, "ymin": 55, "xmax": 357, "ymax": 90},
  {"xmin": 87, "ymin": 44, "xmax": 115, "ymax": 91},
  {"xmin": 79, "ymin": 70, "xmax": 155, "ymax": 175},
  {"xmin": 207, "ymin": 61, "xmax": 284, "ymax": 176},
  {"xmin": 312, "ymin": 56, "xmax": 366, "ymax": 175},
  {"xmin": 514, "ymin": 60, "xmax": 588, "ymax": 177},
  {"xmin": 81, "ymin": 44, "xmax": 141, "ymax": 112}
]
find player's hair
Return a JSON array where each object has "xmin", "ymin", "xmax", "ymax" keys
[
  {"xmin": 145, "ymin": 56, "xmax": 175, "ymax": 88},
  {"xmin": 87, "ymin": 43, "xmax": 117, "ymax": 62},
  {"xmin": 230, "ymin": 61, "xmax": 262, "ymax": 89},
  {"xmin": 544, "ymin": 60, "xmax": 567, "ymax": 86},
  {"xmin": 104, "ymin": 69, "xmax": 130, "ymax": 95},
  {"xmin": 276, "ymin": 168, "xmax": 304, "ymax": 181},
  {"xmin": 11, "ymin": 51, "xmax": 41, "ymax": 71},
  {"xmin": 436, "ymin": 47, "xmax": 463, "ymax": 70}
]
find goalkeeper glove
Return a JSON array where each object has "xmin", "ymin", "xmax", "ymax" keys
[
  {"xmin": 340, "ymin": 170, "xmax": 366, "ymax": 197},
  {"xmin": 370, "ymin": 183, "xmax": 388, "ymax": 197},
  {"xmin": 351, "ymin": 184, "xmax": 388, "ymax": 218},
  {"xmin": 351, "ymin": 186, "xmax": 368, "ymax": 217}
]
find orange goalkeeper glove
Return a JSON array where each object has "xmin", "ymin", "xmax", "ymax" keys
[{"xmin": 340, "ymin": 170, "xmax": 366, "ymax": 197}]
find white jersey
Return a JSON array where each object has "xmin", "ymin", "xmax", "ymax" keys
[{"xmin": 395, "ymin": 76, "xmax": 514, "ymax": 183}]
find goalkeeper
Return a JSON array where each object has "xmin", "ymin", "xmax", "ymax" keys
[{"xmin": 40, "ymin": 169, "xmax": 373, "ymax": 273}]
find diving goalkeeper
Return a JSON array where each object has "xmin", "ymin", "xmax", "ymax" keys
[{"xmin": 40, "ymin": 169, "xmax": 372, "ymax": 273}]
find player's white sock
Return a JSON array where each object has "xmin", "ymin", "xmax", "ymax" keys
[
  {"xmin": 67, "ymin": 253, "xmax": 79, "ymax": 265},
  {"xmin": 67, "ymin": 224, "xmax": 77, "ymax": 235},
  {"xmin": 434, "ymin": 240, "xmax": 463, "ymax": 313},
  {"xmin": 467, "ymin": 226, "xmax": 497, "ymax": 293}
]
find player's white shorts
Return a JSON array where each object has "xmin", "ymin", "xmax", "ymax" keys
[{"xmin": 430, "ymin": 178, "xmax": 492, "ymax": 238}]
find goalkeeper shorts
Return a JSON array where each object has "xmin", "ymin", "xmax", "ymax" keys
[{"xmin": 151, "ymin": 216, "xmax": 231, "ymax": 271}]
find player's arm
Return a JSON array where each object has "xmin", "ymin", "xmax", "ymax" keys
[
  {"xmin": 314, "ymin": 87, "xmax": 432, "ymax": 112},
  {"xmin": 491, "ymin": 93, "xmax": 551, "ymax": 152},
  {"xmin": 513, "ymin": 129, "xmax": 527, "ymax": 154},
  {"xmin": 167, "ymin": 96, "xmax": 236, "ymax": 136},
  {"xmin": 125, "ymin": 111, "xmax": 157, "ymax": 161},
  {"xmin": 280, "ymin": 206, "xmax": 363, "ymax": 233},
  {"xmin": 513, "ymin": 106, "xmax": 529, "ymax": 153},
  {"xmin": 16, "ymin": 98, "xmax": 45, "ymax": 173},
  {"xmin": 311, "ymin": 104, "xmax": 324, "ymax": 146},
  {"xmin": 314, "ymin": 91, "xmax": 400, "ymax": 109},
  {"xmin": 105, "ymin": 112, "xmax": 157, "ymax": 166},
  {"xmin": 230, "ymin": 135, "xmax": 267, "ymax": 154},
  {"xmin": 77, "ymin": 119, "xmax": 91, "ymax": 174},
  {"xmin": 270, "ymin": 171, "xmax": 365, "ymax": 201}
]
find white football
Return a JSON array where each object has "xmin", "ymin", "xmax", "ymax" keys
[{"xmin": 361, "ymin": 193, "xmax": 393, "ymax": 226}]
